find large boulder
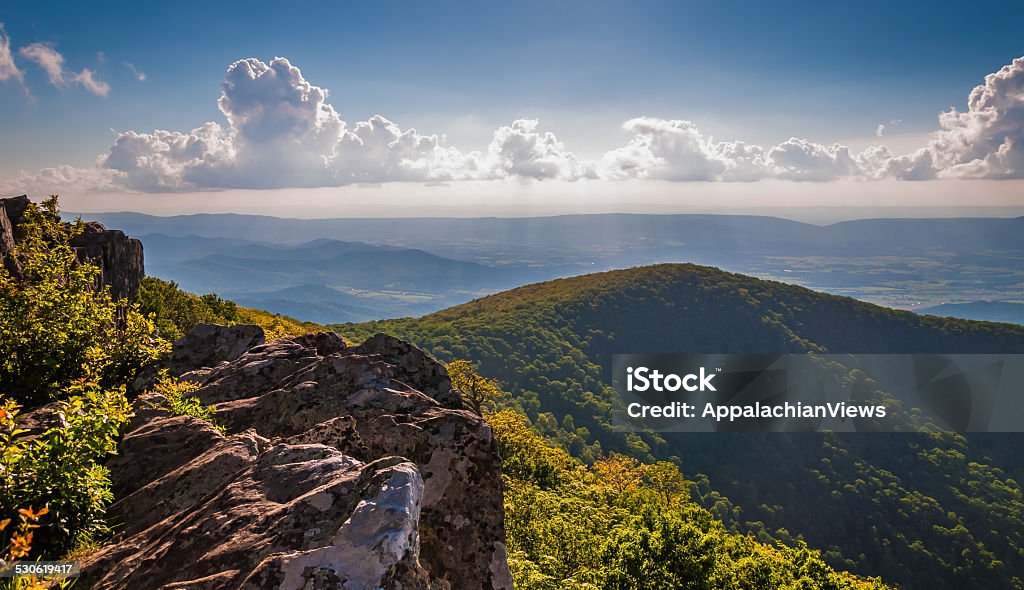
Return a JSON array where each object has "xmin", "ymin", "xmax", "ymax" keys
[{"xmin": 79, "ymin": 332, "xmax": 513, "ymax": 590}]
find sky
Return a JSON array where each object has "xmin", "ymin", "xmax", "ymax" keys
[{"xmin": 1, "ymin": 0, "xmax": 1023, "ymax": 217}]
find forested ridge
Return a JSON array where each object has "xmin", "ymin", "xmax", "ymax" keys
[{"xmin": 338, "ymin": 264, "xmax": 1024, "ymax": 589}]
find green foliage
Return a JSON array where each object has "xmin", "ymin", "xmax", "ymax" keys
[
  {"xmin": 493, "ymin": 411, "xmax": 888, "ymax": 589},
  {"xmin": 0, "ymin": 197, "xmax": 168, "ymax": 407},
  {"xmin": 0, "ymin": 384, "xmax": 131, "ymax": 558},
  {"xmin": 487, "ymin": 410, "xmax": 577, "ymax": 489},
  {"xmin": 136, "ymin": 276, "xmax": 319, "ymax": 341},
  {"xmin": 135, "ymin": 277, "xmax": 243, "ymax": 341},
  {"xmin": 148, "ymin": 370, "xmax": 223, "ymax": 433},
  {"xmin": 644, "ymin": 461, "xmax": 689, "ymax": 506},
  {"xmin": 339, "ymin": 263, "xmax": 1024, "ymax": 588}
]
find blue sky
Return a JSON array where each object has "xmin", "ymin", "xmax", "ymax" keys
[{"xmin": 1, "ymin": 1, "xmax": 1023, "ymax": 214}]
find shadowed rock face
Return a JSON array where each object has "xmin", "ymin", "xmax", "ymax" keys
[
  {"xmin": 79, "ymin": 329, "xmax": 513, "ymax": 590},
  {"xmin": 68, "ymin": 220, "xmax": 145, "ymax": 301},
  {"xmin": 0, "ymin": 195, "xmax": 144, "ymax": 300},
  {"xmin": 0, "ymin": 195, "xmax": 29, "ymax": 276}
]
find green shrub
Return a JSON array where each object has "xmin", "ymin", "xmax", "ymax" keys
[
  {"xmin": 0, "ymin": 384, "xmax": 131, "ymax": 558},
  {"xmin": 149, "ymin": 370, "xmax": 223, "ymax": 433}
]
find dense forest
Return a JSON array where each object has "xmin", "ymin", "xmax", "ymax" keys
[
  {"xmin": 489, "ymin": 409, "xmax": 888, "ymax": 589},
  {"xmin": 338, "ymin": 264, "xmax": 1024, "ymax": 589}
]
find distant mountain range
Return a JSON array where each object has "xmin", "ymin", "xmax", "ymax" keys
[
  {"xmin": 67, "ymin": 210, "xmax": 1024, "ymax": 257},
  {"xmin": 135, "ymin": 233, "xmax": 549, "ymax": 323},
  {"xmin": 67, "ymin": 211, "xmax": 1024, "ymax": 322},
  {"xmin": 338, "ymin": 263, "xmax": 1024, "ymax": 590}
]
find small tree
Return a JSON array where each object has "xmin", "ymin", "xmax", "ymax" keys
[
  {"xmin": 593, "ymin": 454, "xmax": 644, "ymax": 495},
  {"xmin": 644, "ymin": 461, "xmax": 689, "ymax": 506},
  {"xmin": 447, "ymin": 359, "xmax": 502, "ymax": 416}
]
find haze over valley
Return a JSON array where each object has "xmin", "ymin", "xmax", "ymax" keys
[{"xmin": 72, "ymin": 210, "xmax": 1024, "ymax": 324}]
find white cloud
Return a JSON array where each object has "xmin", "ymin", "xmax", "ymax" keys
[
  {"xmin": 0, "ymin": 164, "xmax": 119, "ymax": 196},
  {"xmin": 924, "ymin": 56, "xmax": 1024, "ymax": 179},
  {"xmin": 601, "ymin": 118, "xmax": 728, "ymax": 181},
  {"xmin": 125, "ymin": 62, "xmax": 146, "ymax": 81},
  {"xmin": 483, "ymin": 119, "xmax": 595, "ymax": 181},
  {"xmin": 0, "ymin": 24, "xmax": 24, "ymax": 84},
  {"xmin": 334, "ymin": 115, "xmax": 478, "ymax": 183},
  {"xmin": 96, "ymin": 57, "xmax": 484, "ymax": 191},
  {"xmin": 600, "ymin": 118, "xmax": 869, "ymax": 182},
  {"xmin": 876, "ymin": 124, "xmax": 886, "ymax": 137},
  {"xmin": 93, "ymin": 57, "xmax": 596, "ymax": 191},
  {"xmin": 17, "ymin": 41, "xmax": 110, "ymax": 96},
  {"xmin": 73, "ymin": 68, "xmax": 109, "ymax": 97},
  {"xmin": 768, "ymin": 138, "xmax": 861, "ymax": 181},
  {"xmin": 19, "ymin": 43, "xmax": 65, "ymax": 86}
]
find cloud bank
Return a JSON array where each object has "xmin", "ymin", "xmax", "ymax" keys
[{"xmin": 5, "ymin": 54, "xmax": 1024, "ymax": 194}]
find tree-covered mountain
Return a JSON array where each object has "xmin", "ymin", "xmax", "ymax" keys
[{"xmin": 338, "ymin": 264, "xmax": 1024, "ymax": 589}]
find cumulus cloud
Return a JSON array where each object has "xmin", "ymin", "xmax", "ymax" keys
[
  {"xmin": 0, "ymin": 24, "xmax": 23, "ymax": 84},
  {"xmin": 8, "ymin": 53, "xmax": 1024, "ymax": 193},
  {"xmin": 0, "ymin": 164, "xmax": 119, "ymax": 196},
  {"xmin": 334, "ymin": 115, "xmax": 478, "ymax": 183},
  {"xmin": 484, "ymin": 119, "xmax": 595, "ymax": 181},
  {"xmin": 600, "ymin": 118, "xmax": 872, "ymax": 182},
  {"xmin": 920, "ymin": 56, "xmax": 1024, "ymax": 179},
  {"xmin": 97, "ymin": 57, "xmax": 487, "ymax": 190},
  {"xmin": 92, "ymin": 57, "xmax": 597, "ymax": 191}
]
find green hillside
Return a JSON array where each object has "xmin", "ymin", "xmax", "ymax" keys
[{"xmin": 338, "ymin": 264, "xmax": 1024, "ymax": 589}]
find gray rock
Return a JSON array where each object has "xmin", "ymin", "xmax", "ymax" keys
[
  {"xmin": 80, "ymin": 332, "xmax": 512, "ymax": 590},
  {"xmin": 169, "ymin": 323, "xmax": 267, "ymax": 375}
]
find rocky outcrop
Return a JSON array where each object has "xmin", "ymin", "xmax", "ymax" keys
[
  {"xmin": 69, "ymin": 220, "xmax": 145, "ymax": 300},
  {"xmin": 0, "ymin": 195, "xmax": 144, "ymax": 300},
  {"xmin": 79, "ymin": 329, "xmax": 513, "ymax": 590}
]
